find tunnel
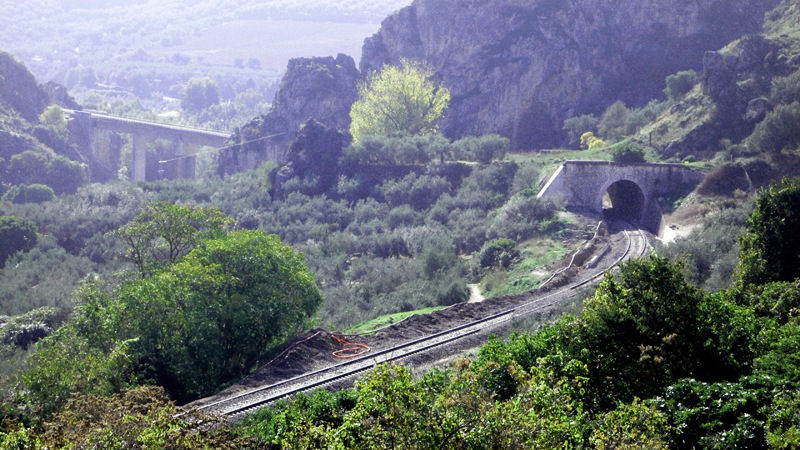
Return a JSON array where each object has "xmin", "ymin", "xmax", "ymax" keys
[{"xmin": 602, "ymin": 180, "xmax": 645, "ymax": 222}]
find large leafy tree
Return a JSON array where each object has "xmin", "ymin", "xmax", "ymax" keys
[
  {"xmin": 114, "ymin": 201, "xmax": 233, "ymax": 278},
  {"xmin": 736, "ymin": 177, "xmax": 800, "ymax": 286},
  {"xmin": 349, "ymin": 59, "xmax": 450, "ymax": 142},
  {"xmin": 24, "ymin": 204, "xmax": 322, "ymax": 407},
  {"xmin": 115, "ymin": 229, "xmax": 323, "ymax": 401}
]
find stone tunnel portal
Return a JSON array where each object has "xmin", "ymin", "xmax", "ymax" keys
[{"xmin": 602, "ymin": 180, "xmax": 645, "ymax": 222}]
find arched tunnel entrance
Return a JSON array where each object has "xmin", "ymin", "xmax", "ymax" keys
[{"xmin": 602, "ymin": 180, "xmax": 645, "ymax": 222}]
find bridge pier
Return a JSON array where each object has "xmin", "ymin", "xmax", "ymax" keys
[
  {"xmin": 64, "ymin": 110, "xmax": 229, "ymax": 182},
  {"xmin": 90, "ymin": 129, "xmax": 112, "ymax": 168},
  {"xmin": 177, "ymin": 141, "xmax": 197, "ymax": 180},
  {"xmin": 131, "ymin": 133, "xmax": 151, "ymax": 182}
]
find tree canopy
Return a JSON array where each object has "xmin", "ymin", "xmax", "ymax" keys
[
  {"xmin": 114, "ymin": 201, "xmax": 234, "ymax": 278},
  {"xmin": 736, "ymin": 176, "xmax": 800, "ymax": 286},
  {"xmin": 181, "ymin": 77, "xmax": 221, "ymax": 113},
  {"xmin": 0, "ymin": 216, "xmax": 38, "ymax": 267},
  {"xmin": 23, "ymin": 203, "xmax": 322, "ymax": 406},
  {"xmin": 349, "ymin": 59, "xmax": 450, "ymax": 142}
]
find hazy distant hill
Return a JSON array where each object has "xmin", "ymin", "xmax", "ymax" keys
[{"xmin": 1, "ymin": 0, "xmax": 410, "ymax": 85}]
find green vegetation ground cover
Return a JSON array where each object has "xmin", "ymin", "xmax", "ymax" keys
[
  {"xmin": 4, "ymin": 2, "xmax": 800, "ymax": 446},
  {"xmin": 481, "ymin": 237, "xmax": 572, "ymax": 298},
  {"xmin": 344, "ymin": 306, "xmax": 448, "ymax": 334}
]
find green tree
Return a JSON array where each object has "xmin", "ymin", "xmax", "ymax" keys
[
  {"xmin": 45, "ymin": 156, "xmax": 86, "ymax": 195},
  {"xmin": 349, "ymin": 59, "xmax": 450, "ymax": 142},
  {"xmin": 563, "ymin": 114, "xmax": 599, "ymax": 148},
  {"xmin": 115, "ymin": 229, "xmax": 323, "ymax": 401},
  {"xmin": 598, "ymin": 100, "xmax": 631, "ymax": 143},
  {"xmin": 25, "ymin": 227, "xmax": 323, "ymax": 404},
  {"xmin": 611, "ymin": 141, "xmax": 646, "ymax": 162},
  {"xmin": 114, "ymin": 201, "xmax": 234, "ymax": 278},
  {"xmin": 664, "ymin": 70, "xmax": 697, "ymax": 102},
  {"xmin": 746, "ymin": 101, "xmax": 800, "ymax": 155},
  {"xmin": 0, "ymin": 216, "xmax": 38, "ymax": 267},
  {"xmin": 7, "ymin": 150, "xmax": 46, "ymax": 185},
  {"xmin": 181, "ymin": 77, "xmax": 220, "ymax": 112},
  {"xmin": 39, "ymin": 105, "xmax": 68, "ymax": 135},
  {"xmin": 736, "ymin": 177, "xmax": 800, "ymax": 286}
]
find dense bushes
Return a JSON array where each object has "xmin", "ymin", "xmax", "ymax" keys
[
  {"xmin": 4, "ymin": 151, "xmax": 86, "ymax": 195},
  {"xmin": 231, "ymin": 252, "xmax": 800, "ymax": 449},
  {"xmin": 342, "ymin": 134, "xmax": 509, "ymax": 167},
  {"xmin": 22, "ymin": 206, "xmax": 322, "ymax": 407},
  {"xmin": 657, "ymin": 202, "xmax": 752, "ymax": 291},
  {"xmin": 664, "ymin": 70, "xmax": 697, "ymax": 101},
  {"xmin": 737, "ymin": 176, "xmax": 800, "ymax": 286},
  {"xmin": 1, "ymin": 183, "xmax": 55, "ymax": 204},
  {"xmin": 0, "ymin": 215, "xmax": 37, "ymax": 267},
  {"xmin": 610, "ymin": 141, "xmax": 646, "ymax": 162},
  {"xmin": 746, "ymin": 101, "xmax": 800, "ymax": 154},
  {"xmin": 770, "ymin": 69, "xmax": 800, "ymax": 105}
]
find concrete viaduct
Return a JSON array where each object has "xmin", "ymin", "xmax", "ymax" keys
[
  {"xmin": 68, "ymin": 110, "xmax": 230, "ymax": 181},
  {"xmin": 537, "ymin": 161, "xmax": 705, "ymax": 234}
]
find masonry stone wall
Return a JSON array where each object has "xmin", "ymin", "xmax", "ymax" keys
[{"xmin": 538, "ymin": 161, "xmax": 705, "ymax": 233}]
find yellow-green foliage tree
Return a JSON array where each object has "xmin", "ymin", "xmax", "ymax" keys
[
  {"xmin": 581, "ymin": 131, "xmax": 606, "ymax": 149},
  {"xmin": 350, "ymin": 59, "xmax": 450, "ymax": 142}
]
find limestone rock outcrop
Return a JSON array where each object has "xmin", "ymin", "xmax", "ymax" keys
[
  {"xmin": 360, "ymin": 0, "xmax": 780, "ymax": 150},
  {"xmin": 216, "ymin": 54, "xmax": 359, "ymax": 175}
]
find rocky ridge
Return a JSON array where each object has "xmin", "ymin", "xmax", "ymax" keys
[
  {"xmin": 216, "ymin": 0, "xmax": 784, "ymax": 175},
  {"xmin": 216, "ymin": 54, "xmax": 359, "ymax": 175},
  {"xmin": 361, "ymin": 0, "xmax": 780, "ymax": 150}
]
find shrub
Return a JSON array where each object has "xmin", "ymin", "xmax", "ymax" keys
[
  {"xmin": 46, "ymin": 156, "xmax": 86, "ymax": 195},
  {"xmin": 511, "ymin": 162, "xmax": 541, "ymax": 195},
  {"xmin": 696, "ymin": 163, "xmax": 751, "ymax": 196},
  {"xmin": 563, "ymin": 114, "xmax": 599, "ymax": 148},
  {"xmin": 23, "ymin": 184, "xmax": 55, "ymax": 203},
  {"xmin": 382, "ymin": 173, "xmax": 451, "ymax": 211},
  {"xmin": 588, "ymin": 137, "xmax": 606, "ymax": 149},
  {"xmin": 746, "ymin": 101, "xmax": 800, "ymax": 154},
  {"xmin": 7, "ymin": 151, "xmax": 46, "ymax": 185},
  {"xmin": 598, "ymin": 100, "xmax": 631, "ymax": 143},
  {"xmin": 478, "ymin": 238, "xmax": 520, "ymax": 270},
  {"xmin": 451, "ymin": 135, "xmax": 509, "ymax": 163},
  {"xmin": 770, "ymin": 69, "xmax": 800, "ymax": 105},
  {"xmin": 610, "ymin": 142, "xmax": 646, "ymax": 162},
  {"xmin": 625, "ymin": 99, "xmax": 667, "ymax": 133},
  {"xmin": 664, "ymin": 70, "xmax": 697, "ymax": 101},
  {"xmin": 0, "ymin": 215, "xmax": 38, "ymax": 268},
  {"xmin": 1, "ymin": 184, "xmax": 55, "ymax": 204},
  {"xmin": 436, "ymin": 280, "xmax": 470, "ymax": 306}
]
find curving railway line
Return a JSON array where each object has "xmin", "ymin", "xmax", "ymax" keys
[{"xmin": 179, "ymin": 219, "xmax": 649, "ymax": 422}]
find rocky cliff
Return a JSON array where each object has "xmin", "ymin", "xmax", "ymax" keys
[
  {"xmin": 360, "ymin": 0, "xmax": 781, "ymax": 150},
  {"xmin": 216, "ymin": 54, "xmax": 359, "ymax": 175}
]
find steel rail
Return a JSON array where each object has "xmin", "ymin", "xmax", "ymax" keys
[{"xmin": 179, "ymin": 219, "xmax": 648, "ymax": 421}]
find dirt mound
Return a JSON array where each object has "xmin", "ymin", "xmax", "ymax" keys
[{"xmin": 187, "ymin": 219, "xmax": 620, "ymax": 409}]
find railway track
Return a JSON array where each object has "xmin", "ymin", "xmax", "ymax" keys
[{"xmin": 179, "ymin": 219, "xmax": 648, "ymax": 422}]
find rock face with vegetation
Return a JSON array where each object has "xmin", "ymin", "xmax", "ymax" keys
[
  {"xmin": 360, "ymin": 0, "xmax": 780, "ymax": 150},
  {"xmin": 216, "ymin": 54, "xmax": 359, "ymax": 175}
]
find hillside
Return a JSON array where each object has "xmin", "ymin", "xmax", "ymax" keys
[{"xmin": 2, "ymin": 0, "xmax": 800, "ymax": 448}]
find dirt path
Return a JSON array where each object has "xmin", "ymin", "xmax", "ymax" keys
[{"xmin": 467, "ymin": 284, "xmax": 485, "ymax": 303}]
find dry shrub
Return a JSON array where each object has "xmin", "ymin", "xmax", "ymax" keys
[{"xmin": 696, "ymin": 164, "xmax": 751, "ymax": 196}]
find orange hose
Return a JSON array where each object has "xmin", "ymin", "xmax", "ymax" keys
[{"xmin": 330, "ymin": 334, "xmax": 371, "ymax": 359}]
